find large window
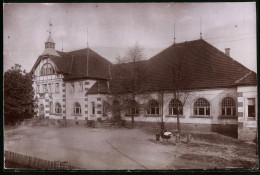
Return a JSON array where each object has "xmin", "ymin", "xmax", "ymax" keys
[
  {"xmin": 169, "ymin": 99, "xmax": 183, "ymax": 115},
  {"xmin": 43, "ymin": 84, "xmax": 47, "ymax": 92},
  {"xmin": 74, "ymin": 102, "xmax": 81, "ymax": 114},
  {"xmin": 41, "ymin": 63, "xmax": 55, "ymax": 76},
  {"xmin": 193, "ymin": 98, "xmax": 210, "ymax": 116},
  {"xmin": 102, "ymin": 102, "xmax": 109, "ymax": 116},
  {"xmin": 50, "ymin": 102, "xmax": 53, "ymax": 113},
  {"xmin": 55, "ymin": 103, "xmax": 62, "ymax": 114},
  {"xmin": 92, "ymin": 102, "xmax": 95, "ymax": 114},
  {"xmin": 36, "ymin": 85, "xmax": 40, "ymax": 93},
  {"xmin": 55, "ymin": 83, "xmax": 59, "ymax": 93},
  {"xmin": 222, "ymin": 97, "xmax": 236, "ymax": 116},
  {"xmin": 248, "ymin": 98, "xmax": 255, "ymax": 118},
  {"xmin": 78, "ymin": 82, "xmax": 83, "ymax": 91},
  {"xmin": 147, "ymin": 100, "xmax": 159, "ymax": 115},
  {"xmin": 125, "ymin": 100, "xmax": 139, "ymax": 116},
  {"xmin": 48, "ymin": 83, "xmax": 52, "ymax": 93},
  {"xmin": 70, "ymin": 83, "xmax": 74, "ymax": 92}
]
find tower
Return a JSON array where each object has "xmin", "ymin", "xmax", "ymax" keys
[{"xmin": 41, "ymin": 20, "xmax": 60, "ymax": 57}]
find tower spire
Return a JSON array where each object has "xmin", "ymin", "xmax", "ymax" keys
[
  {"xmin": 41, "ymin": 20, "xmax": 59, "ymax": 57},
  {"xmin": 86, "ymin": 27, "xmax": 89, "ymax": 76},
  {"xmin": 174, "ymin": 22, "xmax": 176, "ymax": 44},
  {"xmin": 200, "ymin": 17, "xmax": 202, "ymax": 39},
  {"xmin": 47, "ymin": 19, "xmax": 53, "ymax": 36}
]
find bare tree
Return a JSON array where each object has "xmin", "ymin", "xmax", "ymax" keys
[
  {"xmin": 167, "ymin": 58, "xmax": 190, "ymax": 133},
  {"xmin": 107, "ymin": 43, "xmax": 147, "ymax": 128}
]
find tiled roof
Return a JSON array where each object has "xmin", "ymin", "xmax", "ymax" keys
[
  {"xmin": 235, "ymin": 71, "xmax": 257, "ymax": 86},
  {"xmin": 31, "ymin": 48, "xmax": 112, "ymax": 80},
  {"xmin": 32, "ymin": 39, "xmax": 256, "ymax": 95},
  {"xmin": 87, "ymin": 80, "xmax": 108, "ymax": 94},
  {"xmin": 107, "ymin": 39, "xmax": 257, "ymax": 93}
]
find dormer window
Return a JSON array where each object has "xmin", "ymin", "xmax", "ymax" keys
[{"xmin": 41, "ymin": 63, "xmax": 55, "ymax": 76}]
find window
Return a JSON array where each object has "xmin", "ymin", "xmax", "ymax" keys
[
  {"xmin": 78, "ymin": 82, "xmax": 83, "ymax": 91},
  {"xmin": 48, "ymin": 84, "xmax": 52, "ymax": 93},
  {"xmin": 40, "ymin": 63, "xmax": 55, "ymax": 76},
  {"xmin": 125, "ymin": 100, "xmax": 139, "ymax": 116},
  {"xmin": 50, "ymin": 102, "xmax": 53, "ymax": 113},
  {"xmin": 55, "ymin": 83, "xmax": 59, "ymax": 93},
  {"xmin": 147, "ymin": 100, "xmax": 159, "ymax": 115},
  {"xmin": 92, "ymin": 102, "xmax": 95, "ymax": 114},
  {"xmin": 74, "ymin": 102, "xmax": 81, "ymax": 114},
  {"xmin": 70, "ymin": 83, "xmax": 74, "ymax": 92},
  {"xmin": 222, "ymin": 97, "xmax": 236, "ymax": 116},
  {"xmin": 248, "ymin": 98, "xmax": 255, "ymax": 118},
  {"xmin": 55, "ymin": 103, "xmax": 62, "ymax": 114},
  {"xmin": 169, "ymin": 99, "xmax": 183, "ymax": 115},
  {"xmin": 43, "ymin": 84, "xmax": 47, "ymax": 92},
  {"xmin": 36, "ymin": 85, "xmax": 40, "ymax": 93},
  {"xmin": 103, "ymin": 102, "xmax": 109, "ymax": 116},
  {"xmin": 193, "ymin": 98, "xmax": 210, "ymax": 116}
]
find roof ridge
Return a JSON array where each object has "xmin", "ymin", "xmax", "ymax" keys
[{"xmin": 235, "ymin": 71, "xmax": 253, "ymax": 84}]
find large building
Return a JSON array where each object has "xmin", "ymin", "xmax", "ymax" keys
[{"xmin": 31, "ymin": 30, "xmax": 257, "ymax": 142}]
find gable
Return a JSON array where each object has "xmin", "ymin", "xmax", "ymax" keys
[{"xmin": 33, "ymin": 57, "xmax": 58, "ymax": 76}]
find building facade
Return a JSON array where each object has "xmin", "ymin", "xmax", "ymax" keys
[{"xmin": 31, "ymin": 31, "xmax": 257, "ymax": 141}]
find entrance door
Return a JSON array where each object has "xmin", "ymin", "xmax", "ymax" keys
[{"xmin": 39, "ymin": 104, "xmax": 45, "ymax": 118}]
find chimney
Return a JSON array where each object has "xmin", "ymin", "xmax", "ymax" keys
[{"xmin": 225, "ymin": 48, "xmax": 230, "ymax": 57}]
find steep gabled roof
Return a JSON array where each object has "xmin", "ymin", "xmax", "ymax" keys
[
  {"xmin": 108, "ymin": 39, "xmax": 256, "ymax": 93},
  {"xmin": 31, "ymin": 48, "xmax": 112, "ymax": 80},
  {"xmin": 143, "ymin": 39, "xmax": 256, "ymax": 91},
  {"xmin": 62, "ymin": 48, "xmax": 112, "ymax": 80}
]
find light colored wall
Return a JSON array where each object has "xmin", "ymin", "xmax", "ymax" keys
[
  {"xmin": 121, "ymin": 88, "xmax": 238, "ymax": 125},
  {"xmin": 87, "ymin": 94, "xmax": 106, "ymax": 120},
  {"xmin": 33, "ymin": 57, "xmax": 65, "ymax": 120},
  {"xmin": 65, "ymin": 79, "xmax": 96, "ymax": 120},
  {"xmin": 237, "ymin": 86, "xmax": 257, "ymax": 126}
]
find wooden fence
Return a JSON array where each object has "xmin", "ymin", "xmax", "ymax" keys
[{"xmin": 5, "ymin": 151, "xmax": 83, "ymax": 170}]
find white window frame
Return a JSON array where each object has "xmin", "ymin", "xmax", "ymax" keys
[
  {"xmin": 55, "ymin": 103, "xmax": 62, "ymax": 114},
  {"xmin": 74, "ymin": 102, "xmax": 81, "ymax": 114},
  {"xmin": 221, "ymin": 97, "xmax": 236, "ymax": 116},
  {"xmin": 193, "ymin": 98, "xmax": 210, "ymax": 116},
  {"xmin": 55, "ymin": 83, "xmax": 59, "ymax": 93}
]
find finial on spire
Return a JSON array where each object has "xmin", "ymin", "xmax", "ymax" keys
[
  {"xmin": 200, "ymin": 17, "xmax": 202, "ymax": 39},
  {"xmin": 174, "ymin": 22, "xmax": 176, "ymax": 44},
  {"xmin": 47, "ymin": 18, "xmax": 53, "ymax": 35}
]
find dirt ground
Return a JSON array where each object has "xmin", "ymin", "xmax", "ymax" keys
[{"xmin": 4, "ymin": 123, "xmax": 258, "ymax": 170}]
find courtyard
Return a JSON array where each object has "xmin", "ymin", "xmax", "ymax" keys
[{"xmin": 4, "ymin": 122, "xmax": 258, "ymax": 170}]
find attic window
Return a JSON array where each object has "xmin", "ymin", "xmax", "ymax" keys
[{"xmin": 41, "ymin": 63, "xmax": 55, "ymax": 76}]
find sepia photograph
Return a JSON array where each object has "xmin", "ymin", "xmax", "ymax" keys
[{"xmin": 3, "ymin": 2, "xmax": 258, "ymax": 170}]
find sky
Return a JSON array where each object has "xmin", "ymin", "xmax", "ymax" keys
[{"xmin": 3, "ymin": 3, "xmax": 257, "ymax": 72}]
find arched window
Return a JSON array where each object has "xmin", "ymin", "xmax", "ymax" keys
[
  {"xmin": 169, "ymin": 99, "xmax": 183, "ymax": 115},
  {"xmin": 147, "ymin": 100, "xmax": 159, "ymax": 115},
  {"xmin": 222, "ymin": 97, "xmax": 236, "ymax": 116},
  {"xmin": 55, "ymin": 103, "xmax": 62, "ymax": 114},
  {"xmin": 74, "ymin": 102, "xmax": 81, "ymax": 114},
  {"xmin": 41, "ymin": 63, "xmax": 55, "ymax": 76},
  {"xmin": 193, "ymin": 98, "xmax": 210, "ymax": 116},
  {"xmin": 125, "ymin": 100, "xmax": 139, "ymax": 116}
]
